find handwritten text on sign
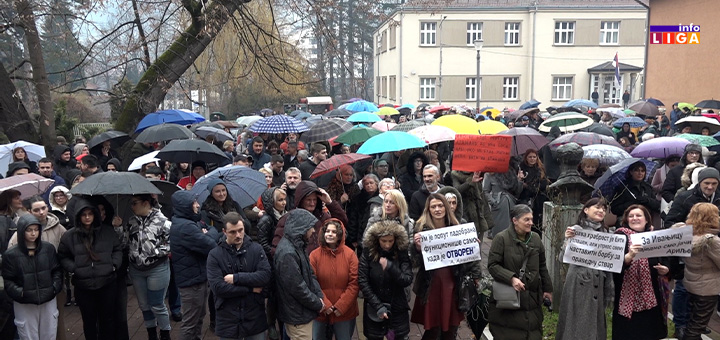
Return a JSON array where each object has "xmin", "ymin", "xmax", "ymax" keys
[
  {"xmin": 419, "ymin": 223, "xmax": 481, "ymax": 271},
  {"xmin": 630, "ymin": 225, "xmax": 693, "ymax": 259},
  {"xmin": 562, "ymin": 228, "xmax": 626, "ymax": 273},
  {"xmin": 452, "ymin": 134, "xmax": 512, "ymax": 173}
]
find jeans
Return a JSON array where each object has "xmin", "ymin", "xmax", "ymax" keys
[
  {"xmin": 178, "ymin": 282, "xmax": 209, "ymax": 340},
  {"xmin": 75, "ymin": 281, "xmax": 117, "ymax": 340},
  {"xmin": 220, "ymin": 332, "xmax": 265, "ymax": 340},
  {"xmin": 312, "ymin": 319, "xmax": 355, "ymax": 340},
  {"xmin": 129, "ymin": 261, "xmax": 171, "ymax": 331},
  {"xmin": 673, "ymin": 279, "xmax": 689, "ymax": 328},
  {"xmin": 167, "ymin": 259, "xmax": 182, "ymax": 315},
  {"xmin": 13, "ymin": 298, "xmax": 58, "ymax": 340}
]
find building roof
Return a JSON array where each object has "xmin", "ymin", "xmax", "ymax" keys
[
  {"xmin": 400, "ymin": 0, "xmax": 647, "ymax": 10},
  {"xmin": 587, "ymin": 61, "xmax": 644, "ymax": 73}
]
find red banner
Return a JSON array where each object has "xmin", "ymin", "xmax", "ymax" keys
[{"xmin": 452, "ymin": 134, "xmax": 512, "ymax": 173}]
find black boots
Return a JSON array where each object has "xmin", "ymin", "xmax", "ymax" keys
[
  {"xmin": 147, "ymin": 327, "xmax": 158, "ymax": 340},
  {"xmin": 159, "ymin": 329, "xmax": 171, "ymax": 340}
]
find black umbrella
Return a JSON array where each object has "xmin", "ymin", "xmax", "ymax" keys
[
  {"xmin": 289, "ymin": 110, "xmax": 306, "ymax": 117},
  {"xmin": 135, "ymin": 123, "xmax": 194, "ymax": 143},
  {"xmin": 696, "ymin": 99, "xmax": 720, "ymax": 110},
  {"xmin": 70, "ymin": 172, "xmax": 163, "ymax": 196},
  {"xmin": 581, "ymin": 122, "xmax": 615, "ymax": 137},
  {"xmin": 87, "ymin": 130, "xmax": 130, "ymax": 150},
  {"xmin": 150, "ymin": 180, "xmax": 180, "ymax": 218},
  {"xmin": 324, "ymin": 108, "xmax": 352, "ymax": 118},
  {"xmin": 156, "ymin": 139, "xmax": 230, "ymax": 164},
  {"xmin": 555, "ymin": 106, "xmax": 583, "ymax": 114},
  {"xmin": 300, "ymin": 118, "xmax": 353, "ymax": 144},
  {"xmin": 189, "ymin": 121, "xmax": 224, "ymax": 132}
]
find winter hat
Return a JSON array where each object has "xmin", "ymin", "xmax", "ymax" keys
[
  {"xmin": 697, "ymin": 167, "xmax": 720, "ymax": 185},
  {"xmin": 205, "ymin": 178, "xmax": 225, "ymax": 192},
  {"xmin": 6, "ymin": 161, "xmax": 30, "ymax": 177},
  {"xmin": 685, "ymin": 143, "xmax": 702, "ymax": 154},
  {"xmin": 191, "ymin": 160, "xmax": 207, "ymax": 171}
]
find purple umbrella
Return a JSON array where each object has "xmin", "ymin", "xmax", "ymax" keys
[
  {"xmin": 498, "ymin": 127, "xmax": 548, "ymax": 156},
  {"xmin": 630, "ymin": 137, "xmax": 690, "ymax": 159},
  {"xmin": 550, "ymin": 132, "xmax": 621, "ymax": 149}
]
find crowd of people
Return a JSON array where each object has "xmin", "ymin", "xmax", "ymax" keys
[{"xmin": 0, "ymin": 101, "xmax": 718, "ymax": 340}]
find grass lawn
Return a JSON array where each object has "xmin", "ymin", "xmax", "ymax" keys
[{"xmin": 542, "ymin": 307, "xmax": 675, "ymax": 339}]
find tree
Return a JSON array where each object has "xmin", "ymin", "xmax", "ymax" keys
[{"xmin": 41, "ymin": 0, "xmax": 86, "ymax": 90}]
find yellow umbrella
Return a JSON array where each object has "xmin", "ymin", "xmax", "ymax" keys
[
  {"xmin": 377, "ymin": 106, "xmax": 400, "ymax": 116},
  {"xmin": 431, "ymin": 114, "xmax": 480, "ymax": 135},
  {"xmin": 482, "ymin": 108, "xmax": 502, "ymax": 119},
  {"xmin": 477, "ymin": 120, "xmax": 509, "ymax": 135}
]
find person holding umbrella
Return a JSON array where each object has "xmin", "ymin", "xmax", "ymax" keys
[
  {"xmin": 177, "ymin": 161, "xmax": 207, "ymax": 191},
  {"xmin": 610, "ymin": 161, "xmax": 660, "ymax": 223}
]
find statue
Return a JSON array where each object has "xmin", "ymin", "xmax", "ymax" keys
[{"xmin": 547, "ymin": 143, "xmax": 594, "ymax": 205}]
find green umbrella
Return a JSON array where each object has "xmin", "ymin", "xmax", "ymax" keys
[
  {"xmin": 678, "ymin": 102, "xmax": 697, "ymax": 112},
  {"xmin": 334, "ymin": 125, "xmax": 383, "ymax": 145},
  {"xmin": 675, "ymin": 133, "xmax": 719, "ymax": 147}
]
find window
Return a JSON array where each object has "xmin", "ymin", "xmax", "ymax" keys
[
  {"xmin": 389, "ymin": 76, "xmax": 396, "ymax": 100},
  {"xmin": 420, "ymin": 78, "xmax": 436, "ymax": 100},
  {"xmin": 503, "ymin": 77, "xmax": 519, "ymax": 100},
  {"xmin": 554, "ymin": 21, "xmax": 575, "ymax": 45},
  {"xmin": 420, "ymin": 22, "xmax": 437, "ymax": 46},
  {"xmin": 600, "ymin": 21, "xmax": 620, "ymax": 44},
  {"xmin": 466, "ymin": 22, "xmax": 483, "ymax": 45},
  {"xmin": 505, "ymin": 22, "xmax": 520, "ymax": 45},
  {"xmin": 552, "ymin": 77, "xmax": 573, "ymax": 100},
  {"xmin": 465, "ymin": 78, "xmax": 480, "ymax": 101}
]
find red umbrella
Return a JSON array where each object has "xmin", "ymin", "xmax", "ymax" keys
[
  {"xmin": 428, "ymin": 105, "xmax": 451, "ymax": 113},
  {"xmin": 310, "ymin": 154, "xmax": 372, "ymax": 179}
]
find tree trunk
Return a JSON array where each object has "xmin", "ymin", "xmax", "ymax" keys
[
  {"xmin": 16, "ymin": 0, "xmax": 56, "ymax": 149},
  {"xmin": 347, "ymin": 0, "xmax": 356, "ymax": 97},
  {"xmin": 114, "ymin": 0, "xmax": 246, "ymax": 133},
  {"xmin": 0, "ymin": 61, "xmax": 40, "ymax": 144},
  {"xmin": 338, "ymin": 0, "xmax": 347, "ymax": 99}
]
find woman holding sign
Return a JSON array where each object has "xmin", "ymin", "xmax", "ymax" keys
[
  {"xmin": 612, "ymin": 204, "xmax": 669, "ymax": 340},
  {"xmin": 411, "ymin": 193, "xmax": 482, "ymax": 340},
  {"xmin": 487, "ymin": 204, "xmax": 553, "ymax": 340},
  {"xmin": 556, "ymin": 198, "xmax": 613, "ymax": 340}
]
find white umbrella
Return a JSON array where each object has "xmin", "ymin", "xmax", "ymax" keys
[
  {"xmin": 675, "ymin": 116, "xmax": 720, "ymax": 134},
  {"xmin": 0, "ymin": 141, "xmax": 46, "ymax": 177},
  {"xmin": 539, "ymin": 112, "xmax": 594, "ymax": 133},
  {"xmin": 0, "ymin": 173, "xmax": 54, "ymax": 199},
  {"xmin": 583, "ymin": 144, "xmax": 632, "ymax": 167},
  {"xmin": 128, "ymin": 150, "xmax": 160, "ymax": 171},
  {"xmin": 596, "ymin": 107, "xmax": 626, "ymax": 119},
  {"xmin": 408, "ymin": 125, "xmax": 456, "ymax": 144},
  {"xmin": 236, "ymin": 116, "xmax": 262, "ymax": 126}
]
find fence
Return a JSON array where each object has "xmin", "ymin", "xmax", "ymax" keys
[{"xmin": 73, "ymin": 122, "xmax": 113, "ymax": 138}]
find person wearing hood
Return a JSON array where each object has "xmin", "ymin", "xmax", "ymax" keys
[
  {"xmin": 439, "ymin": 187, "xmax": 465, "ymax": 223},
  {"xmin": 206, "ymin": 212, "xmax": 272, "ymax": 340},
  {"xmin": 90, "ymin": 141, "xmax": 120, "ymax": 172},
  {"xmin": 662, "ymin": 143, "xmax": 704, "ymax": 203},
  {"xmin": 409, "ymin": 164, "xmax": 444, "ymax": 221},
  {"xmin": 168, "ymin": 163, "xmax": 190, "ymax": 184},
  {"xmin": 57, "ymin": 199, "xmax": 122, "ymax": 339},
  {"xmin": 616, "ymin": 123, "xmax": 637, "ymax": 145},
  {"xmin": 274, "ymin": 209, "xmax": 325, "ymax": 340},
  {"xmin": 309, "ymin": 219, "xmax": 359, "ymax": 340},
  {"xmin": 400, "ymin": 152, "xmax": 429, "ymax": 205},
  {"xmin": 2, "ymin": 214, "xmax": 63, "ymax": 340},
  {"xmin": 676, "ymin": 203, "xmax": 720, "ymax": 340},
  {"xmin": 610, "ymin": 161, "xmax": 660, "ymax": 223},
  {"xmin": 255, "ymin": 187, "xmax": 287, "ymax": 340},
  {"xmin": 271, "ymin": 181, "xmax": 349, "ymax": 254},
  {"xmin": 358, "ymin": 220, "xmax": 413, "ymax": 340},
  {"xmin": 248, "ymin": 137, "xmax": 272, "ymax": 171},
  {"xmin": 6, "ymin": 161, "xmax": 30, "ymax": 178},
  {"xmin": 52, "ymin": 145, "xmax": 76, "ymax": 181},
  {"xmin": 126, "ymin": 194, "xmax": 172, "ymax": 340},
  {"xmin": 169, "ymin": 191, "xmax": 220, "ymax": 340},
  {"xmin": 177, "ymin": 161, "xmax": 207, "ymax": 191},
  {"xmin": 48, "ymin": 186, "xmax": 71, "ymax": 227}
]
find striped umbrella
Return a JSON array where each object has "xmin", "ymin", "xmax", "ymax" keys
[
  {"xmin": 391, "ymin": 120, "xmax": 427, "ymax": 132},
  {"xmin": 249, "ymin": 115, "xmax": 309, "ymax": 134},
  {"xmin": 539, "ymin": 112, "xmax": 593, "ymax": 133},
  {"xmin": 300, "ymin": 118, "xmax": 353, "ymax": 144}
]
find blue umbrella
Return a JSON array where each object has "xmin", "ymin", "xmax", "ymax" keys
[
  {"xmin": 399, "ymin": 103, "xmax": 416, "ymax": 110},
  {"xmin": 564, "ymin": 99, "xmax": 598, "ymax": 109},
  {"xmin": 190, "ymin": 165, "xmax": 267, "ymax": 208},
  {"xmin": 613, "ymin": 116, "xmax": 647, "ymax": 128},
  {"xmin": 347, "ymin": 111, "xmax": 382, "ymax": 123},
  {"xmin": 249, "ymin": 115, "xmax": 309, "ymax": 133},
  {"xmin": 345, "ymin": 100, "xmax": 379, "ymax": 112},
  {"xmin": 357, "ymin": 131, "xmax": 427, "ymax": 155},
  {"xmin": 593, "ymin": 158, "xmax": 657, "ymax": 199},
  {"xmin": 135, "ymin": 109, "xmax": 205, "ymax": 133},
  {"xmin": 519, "ymin": 99, "xmax": 541, "ymax": 110},
  {"xmin": 288, "ymin": 110, "xmax": 306, "ymax": 117},
  {"xmin": 646, "ymin": 98, "xmax": 665, "ymax": 106},
  {"xmin": 295, "ymin": 112, "xmax": 312, "ymax": 120}
]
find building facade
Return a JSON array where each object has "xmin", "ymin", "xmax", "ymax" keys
[{"xmin": 373, "ymin": 0, "xmax": 647, "ymax": 110}]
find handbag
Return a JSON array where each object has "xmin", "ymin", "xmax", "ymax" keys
[
  {"xmin": 492, "ymin": 254, "xmax": 529, "ymax": 310},
  {"xmin": 458, "ymin": 275, "xmax": 478, "ymax": 313}
]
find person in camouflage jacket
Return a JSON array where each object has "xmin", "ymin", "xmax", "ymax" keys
[{"xmin": 127, "ymin": 194, "xmax": 173, "ymax": 340}]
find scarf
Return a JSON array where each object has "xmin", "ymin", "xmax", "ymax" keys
[
  {"xmin": 616, "ymin": 227, "xmax": 657, "ymax": 319},
  {"xmin": 273, "ymin": 208, "xmax": 285, "ymax": 221}
]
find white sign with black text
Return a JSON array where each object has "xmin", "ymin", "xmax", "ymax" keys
[
  {"xmin": 562, "ymin": 228, "xmax": 627, "ymax": 273},
  {"xmin": 629, "ymin": 226, "xmax": 693, "ymax": 259},
  {"xmin": 419, "ymin": 223, "xmax": 481, "ymax": 271}
]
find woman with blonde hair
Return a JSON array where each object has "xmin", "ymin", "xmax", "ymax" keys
[
  {"xmin": 679, "ymin": 203, "xmax": 720, "ymax": 340},
  {"xmin": 365, "ymin": 189, "xmax": 413, "ymax": 248}
]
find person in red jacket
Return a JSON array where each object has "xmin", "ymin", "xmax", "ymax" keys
[{"xmin": 309, "ymin": 219, "xmax": 359, "ymax": 340}]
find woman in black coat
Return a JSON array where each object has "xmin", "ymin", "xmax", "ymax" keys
[
  {"xmin": 358, "ymin": 220, "xmax": 413, "ymax": 340},
  {"xmin": 617, "ymin": 123, "xmax": 637, "ymax": 145},
  {"xmin": 610, "ymin": 161, "xmax": 660, "ymax": 221},
  {"xmin": 518, "ymin": 149, "xmax": 549, "ymax": 232}
]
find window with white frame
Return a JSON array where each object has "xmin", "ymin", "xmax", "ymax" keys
[
  {"xmin": 554, "ymin": 21, "xmax": 575, "ymax": 45},
  {"xmin": 466, "ymin": 22, "xmax": 483, "ymax": 45},
  {"xmin": 505, "ymin": 22, "xmax": 520, "ymax": 45},
  {"xmin": 600, "ymin": 21, "xmax": 620, "ymax": 44},
  {"xmin": 552, "ymin": 77, "xmax": 573, "ymax": 100},
  {"xmin": 420, "ymin": 78, "xmax": 436, "ymax": 100},
  {"xmin": 465, "ymin": 78, "xmax": 481, "ymax": 101},
  {"xmin": 420, "ymin": 22, "xmax": 437, "ymax": 46},
  {"xmin": 503, "ymin": 77, "xmax": 519, "ymax": 100}
]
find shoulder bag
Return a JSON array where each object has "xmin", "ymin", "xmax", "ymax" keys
[{"xmin": 492, "ymin": 253, "xmax": 529, "ymax": 310}]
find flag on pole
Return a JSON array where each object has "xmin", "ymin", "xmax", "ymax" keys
[{"xmin": 613, "ymin": 52, "xmax": 621, "ymax": 88}]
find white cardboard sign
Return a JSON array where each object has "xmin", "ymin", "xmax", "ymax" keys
[
  {"xmin": 629, "ymin": 226, "xmax": 693, "ymax": 259},
  {"xmin": 419, "ymin": 223, "xmax": 481, "ymax": 271},
  {"xmin": 562, "ymin": 228, "xmax": 627, "ymax": 273}
]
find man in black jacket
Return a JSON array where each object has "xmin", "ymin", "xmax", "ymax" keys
[
  {"xmin": 207, "ymin": 212, "xmax": 271, "ymax": 340},
  {"xmin": 274, "ymin": 209, "xmax": 324, "ymax": 340},
  {"xmin": 662, "ymin": 143, "xmax": 703, "ymax": 203},
  {"xmin": 409, "ymin": 165, "xmax": 444, "ymax": 220}
]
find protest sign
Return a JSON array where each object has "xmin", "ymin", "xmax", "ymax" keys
[
  {"xmin": 629, "ymin": 225, "xmax": 693, "ymax": 259},
  {"xmin": 419, "ymin": 223, "xmax": 481, "ymax": 271},
  {"xmin": 452, "ymin": 134, "xmax": 512, "ymax": 173},
  {"xmin": 561, "ymin": 228, "xmax": 626, "ymax": 273}
]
